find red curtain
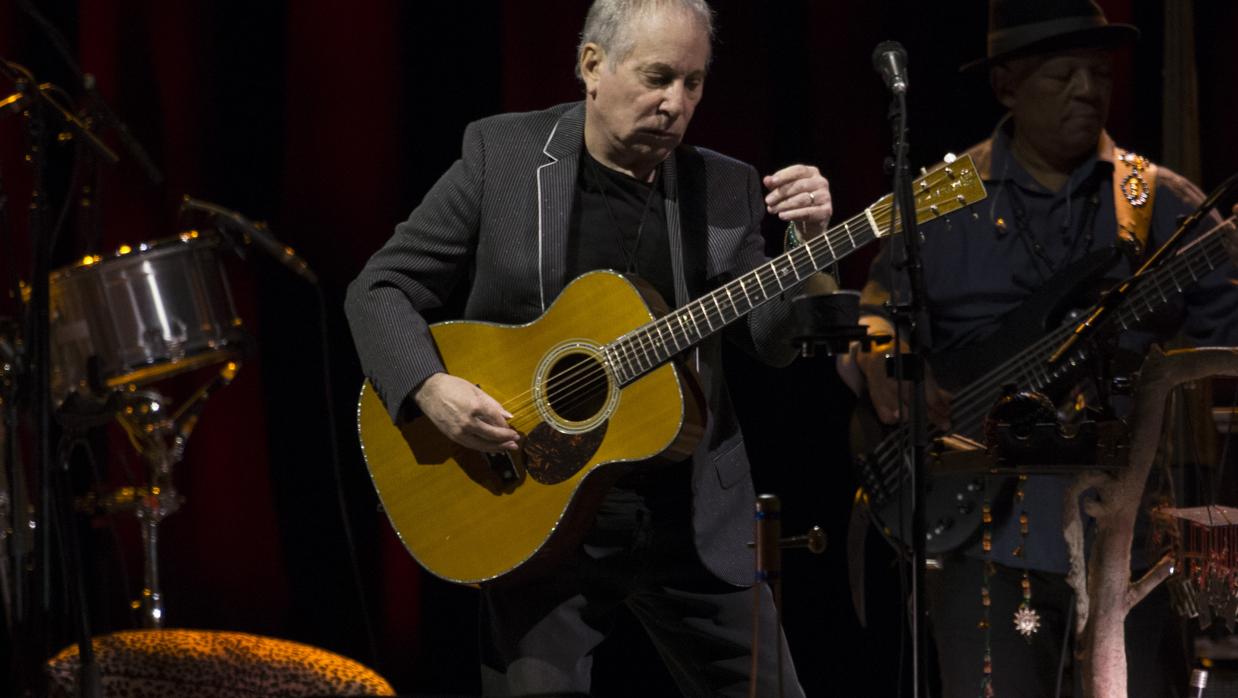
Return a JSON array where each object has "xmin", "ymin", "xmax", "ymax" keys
[{"xmin": 1, "ymin": 1, "xmax": 1236, "ymax": 694}]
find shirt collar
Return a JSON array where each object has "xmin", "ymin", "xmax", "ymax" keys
[{"xmin": 988, "ymin": 114, "xmax": 1115, "ymax": 197}]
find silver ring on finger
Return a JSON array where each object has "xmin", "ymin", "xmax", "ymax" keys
[{"xmin": 808, "ymin": 191, "xmax": 816, "ymax": 204}]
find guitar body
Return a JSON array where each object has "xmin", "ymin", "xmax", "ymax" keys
[
  {"xmin": 357, "ymin": 271, "xmax": 704, "ymax": 585},
  {"xmin": 854, "ymin": 248, "xmax": 1121, "ymax": 555}
]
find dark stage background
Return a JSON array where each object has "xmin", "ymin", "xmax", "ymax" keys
[{"xmin": 2, "ymin": 1, "xmax": 1237, "ymax": 695}]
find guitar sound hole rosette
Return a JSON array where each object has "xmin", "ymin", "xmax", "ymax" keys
[{"xmin": 533, "ymin": 340, "xmax": 618, "ymax": 434}]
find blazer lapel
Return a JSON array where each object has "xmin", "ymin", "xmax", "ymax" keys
[
  {"xmin": 665, "ymin": 145, "xmax": 708, "ymax": 306},
  {"xmin": 536, "ymin": 103, "xmax": 585, "ymax": 311}
]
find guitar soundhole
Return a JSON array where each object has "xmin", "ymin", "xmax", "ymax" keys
[{"xmin": 545, "ymin": 352, "xmax": 609, "ymax": 423}]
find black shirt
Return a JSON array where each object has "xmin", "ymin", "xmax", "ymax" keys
[
  {"xmin": 567, "ymin": 149, "xmax": 688, "ymax": 507},
  {"xmin": 567, "ymin": 149, "xmax": 675, "ymax": 307}
]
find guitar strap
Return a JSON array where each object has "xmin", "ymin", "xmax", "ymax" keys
[
  {"xmin": 1111, "ymin": 146, "xmax": 1158, "ymax": 261},
  {"xmin": 673, "ymin": 145, "xmax": 710, "ymax": 303}
]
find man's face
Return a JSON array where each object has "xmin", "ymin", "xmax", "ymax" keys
[
  {"xmin": 995, "ymin": 48, "xmax": 1115, "ymax": 167},
  {"xmin": 581, "ymin": 8, "xmax": 710, "ymax": 174}
]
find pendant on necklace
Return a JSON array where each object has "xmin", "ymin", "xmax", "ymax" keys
[{"xmin": 1013, "ymin": 604, "xmax": 1041, "ymax": 639}]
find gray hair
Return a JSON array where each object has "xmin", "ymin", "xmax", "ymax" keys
[{"xmin": 575, "ymin": 0, "xmax": 715, "ymax": 80}]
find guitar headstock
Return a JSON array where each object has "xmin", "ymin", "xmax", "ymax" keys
[{"xmin": 868, "ymin": 154, "xmax": 988, "ymax": 237}]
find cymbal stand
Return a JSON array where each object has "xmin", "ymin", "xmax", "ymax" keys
[
  {"xmin": 113, "ymin": 361, "xmax": 238, "ymax": 628},
  {"xmin": 0, "ymin": 354, "xmax": 15, "ymax": 634}
]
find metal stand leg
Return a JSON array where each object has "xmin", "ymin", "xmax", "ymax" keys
[
  {"xmin": 137, "ymin": 510, "xmax": 163, "ymax": 628},
  {"xmin": 114, "ymin": 360, "xmax": 238, "ymax": 629}
]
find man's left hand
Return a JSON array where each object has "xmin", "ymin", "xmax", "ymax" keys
[{"xmin": 763, "ymin": 164, "xmax": 832, "ymax": 239}]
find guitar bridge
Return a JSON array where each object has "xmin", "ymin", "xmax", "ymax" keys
[{"xmin": 484, "ymin": 451, "xmax": 523, "ymax": 493}]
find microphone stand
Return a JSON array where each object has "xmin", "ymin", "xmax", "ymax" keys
[
  {"xmin": 885, "ymin": 87, "xmax": 932, "ymax": 698},
  {"xmin": 1, "ymin": 58, "xmax": 108, "ymax": 698},
  {"xmin": 17, "ymin": 0, "xmax": 162, "ymax": 184}
]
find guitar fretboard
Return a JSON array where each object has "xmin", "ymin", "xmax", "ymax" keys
[{"xmin": 604, "ymin": 210, "xmax": 882, "ymax": 385}]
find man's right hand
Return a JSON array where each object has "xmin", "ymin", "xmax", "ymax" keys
[
  {"xmin": 854, "ymin": 346, "xmax": 952, "ymax": 430},
  {"xmin": 413, "ymin": 373, "xmax": 521, "ymax": 452}
]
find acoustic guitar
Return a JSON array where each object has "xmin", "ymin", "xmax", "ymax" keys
[{"xmin": 358, "ymin": 156, "xmax": 987, "ymax": 585}]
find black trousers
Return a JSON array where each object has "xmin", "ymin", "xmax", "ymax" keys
[
  {"xmin": 478, "ymin": 471, "xmax": 802, "ymax": 697},
  {"xmin": 927, "ymin": 556, "xmax": 1185, "ymax": 698}
]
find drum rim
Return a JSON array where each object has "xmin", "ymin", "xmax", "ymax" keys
[{"xmin": 50, "ymin": 230, "xmax": 224, "ymax": 283}]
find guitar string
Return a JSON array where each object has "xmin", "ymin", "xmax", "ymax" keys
[
  {"xmin": 498, "ymin": 192, "xmax": 983, "ymax": 429},
  {"xmin": 865, "ymin": 222, "xmax": 1230, "ymax": 497},
  {"xmin": 491, "ymin": 200, "xmax": 906, "ymax": 426}
]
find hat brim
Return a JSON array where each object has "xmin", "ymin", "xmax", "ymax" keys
[{"xmin": 960, "ymin": 23, "xmax": 1139, "ymax": 73}]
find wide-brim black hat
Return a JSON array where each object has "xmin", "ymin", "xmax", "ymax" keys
[{"xmin": 961, "ymin": 0, "xmax": 1139, "ymax": 72}]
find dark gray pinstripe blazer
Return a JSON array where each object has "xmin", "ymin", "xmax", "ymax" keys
[{"xmin": 345, "ymin": 102, "xmax": 802, "ymax": 586}]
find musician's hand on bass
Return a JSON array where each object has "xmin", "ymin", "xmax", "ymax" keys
[
  {"xmin": 855, "ymin": 347, "xmax": 952, "ymax": 430},
  {"xmin": 413, "ymin": 372, "xmax": 520, "ymax": 453},
  {"xmin": 844, "ymin": 316, "xmax": 952, "ymax": 430}
]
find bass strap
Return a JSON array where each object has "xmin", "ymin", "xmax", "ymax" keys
[{"xmin": 1112, "ymin": 147, "xmax": 1158, "ymax": 260}]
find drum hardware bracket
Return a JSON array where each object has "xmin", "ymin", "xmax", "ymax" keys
[{"xmin": 113, "ymin": 360, "xmax": 240, "ymax": 629}]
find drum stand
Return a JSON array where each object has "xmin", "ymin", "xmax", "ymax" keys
[{"xmin": 112, "ymin": 361, "xmax": 239, "ymax": 628}]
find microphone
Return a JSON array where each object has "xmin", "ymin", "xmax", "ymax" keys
[
  {"xmin": 872, "ymin": 41, "xmax": 909, "ymax": 95},
  {"xmin": 180, "ymin": 195, "xmax": 319, "ymax": 284},
  {"xmin": 1188, "ymin": 668, "xmax": 1207, "ymax": 698}
]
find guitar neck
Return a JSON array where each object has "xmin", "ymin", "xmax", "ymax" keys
[
  {"xmin": 606, "ymin": 210, "xmax": 881, "ymax": 386},
  {"xmin": 1110, "ymin": 217, "xmax": 1232, "ymax": 334}
]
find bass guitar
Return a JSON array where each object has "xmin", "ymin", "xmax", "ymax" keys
[
  {"xmin": 856, "ymin": 214, "xmax": 1238, "ymax": 555},
  {"xmin": 358, "ymin": 157, "xmax": 986, "ymax": 585}
]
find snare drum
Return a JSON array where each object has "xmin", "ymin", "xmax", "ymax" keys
[{"xmin": 49, "ymin": 232, "xmax": 247, "ymax": 402}]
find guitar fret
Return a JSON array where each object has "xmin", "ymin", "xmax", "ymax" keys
[
  {"xmin": 616, "ymin": 347, "xmax": 632, "ymax": 385},
  {"xmin": 603, "ymin": 346, "xmax": 620, "ymax": 384},
  {"xmin": 754, "ymin": 269, "xmax": 767, "ymax": 298},
  {"xmin": 1202, "ymin": 243, "xmax": 1217, "ymax": 269},
  {"xmin": 1153, "ymin": 272, "xmax": 1168, "ymax": 303},
  {"xmin": 843, "ymin": 219, "xmax": 856, "ymax": 249},
  {"xmin": 668, "ymin": 316, "xmax": 688, "ymax": 349},
  {"xmin": 822, "ymin": 229, "xmax": 838, "ymax": 262},
  {"xmin": 803, "ymin": 242, "xmax": 818, "ymax": 271},
  {"xmin": 655, "ymin": 321, "xmax": 674, "ymax": 358},
  {"xmin": 771, "ymin": 260, "xmax": 786, "ymax": 292},
  {"xmin": 697, "ymin": 302, "xmax": 713, "ymax": 332},
  {"xmin": 634, "ymin": 330, "xmax": 654, "ymax": 371},
  {"xmin": 653, "ymin": 321, "xmax": 669, "ymax": 354},
  {"xmin": 620, "ymin": 345, "xmax": 635, "ymax": 384},
  {"xmin": 863, "ymin": 207, "xmax": 879, "ymax": 238},
  {"xmin": 738, "ymin": 278, "xmax": 753, "ymax": 308}
]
